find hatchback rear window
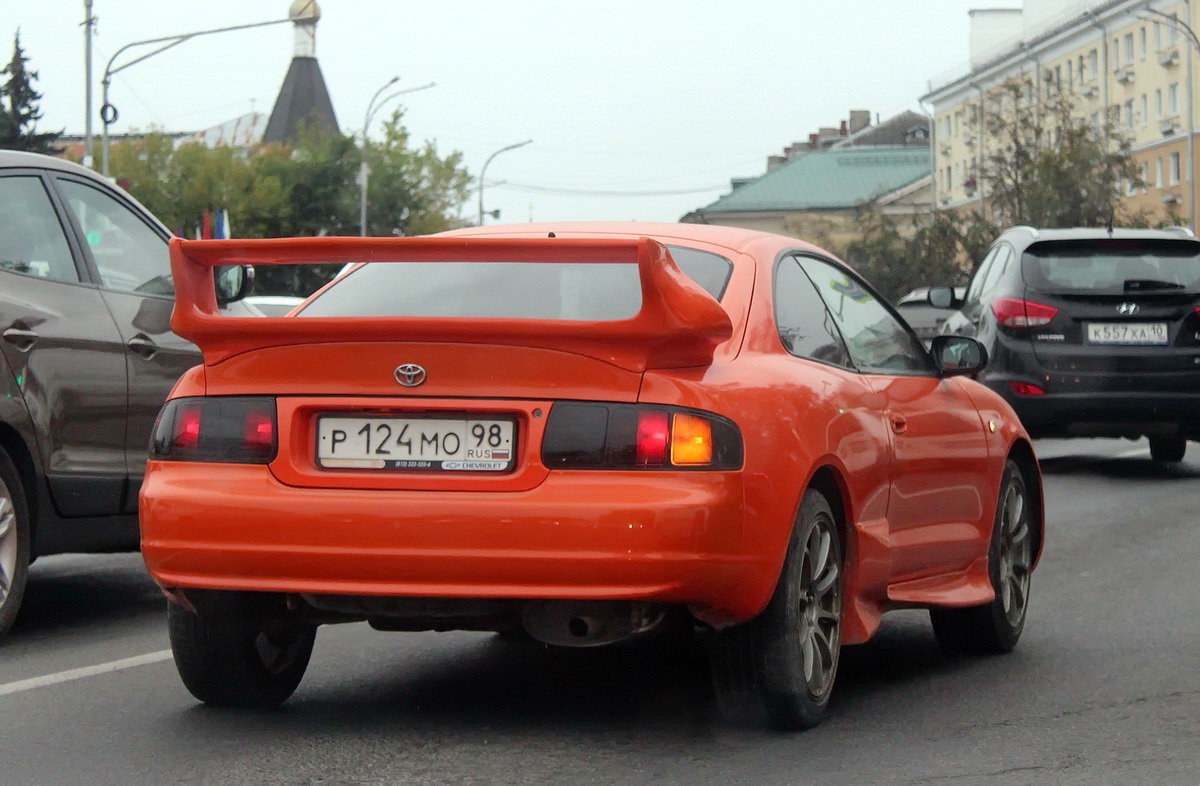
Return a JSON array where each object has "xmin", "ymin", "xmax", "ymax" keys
[
  {"xmin": 299, "ymin": 245, "xmax": 732, "ymax": 320},
  {"xmin": 1024, "ymin": 239, "xmax": 1200, "ymax": 292}
]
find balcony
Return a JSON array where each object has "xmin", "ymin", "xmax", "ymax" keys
[
  {"xmin": 939, "ymin": 144, "xmax": 952, "ymax": 156},
  {"xmin": 1115, "ymin": 67, "xmax": 1135, "ymax": 84},
  {"xmin": 1080, "ymin": 83, "xmax": 1100, "ymax": 98},
  {"xmin": 963, "ymin": 135, "xmax": 977, "ymax": 147},
  {"xmin": 1162, "ymin": 192, "xmax": 1183, "ymax": 205},
  {"xmin": 1158, "ymin": 48, "xmax": 1180, "ymax": 67},
  {"xmin": 1160, "ymin": 116, "xmax": 1181, "ymax": 136}
]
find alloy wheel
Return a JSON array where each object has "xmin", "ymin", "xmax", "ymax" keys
[
  {"xmin": 0, "ymin": 483, "xmax": 17, "ymax": 606},
  {"xmin": 997, "ymin": 479, "xmax": 1032, "ymax": 627},
  {"xmin": 797, "ymin": 514, "xmax": 842, "ymax": 699}
]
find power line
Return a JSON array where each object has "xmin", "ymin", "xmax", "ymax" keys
[{"xmin": 496, "ymin": 182, "xmax": 728, "ymax": 197}]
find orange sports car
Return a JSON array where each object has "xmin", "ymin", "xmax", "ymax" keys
[{"xmin": 140, "ymin": 223, "xmax": 1044, "ymax": 729}]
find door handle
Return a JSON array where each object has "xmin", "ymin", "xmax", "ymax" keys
[
  {"xmin": 890, "ymin": 414, "xmax": 908, "ymax": 435},
  {"xmin": 2, "ymin": 327, "xmax": 38, "ymax": 352},
  {"xmin": 126, "ymin": 334, "xmax": 159, "ymax": 359}
]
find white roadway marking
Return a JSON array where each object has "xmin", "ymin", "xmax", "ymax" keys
[{"xmin": 0, "ymin": 649, "xmax": 172, "ymax": 697}]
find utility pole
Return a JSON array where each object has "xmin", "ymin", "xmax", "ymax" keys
[{"xmin": 83, "ymin": 0, "xmax": 96, "ymax": 168}]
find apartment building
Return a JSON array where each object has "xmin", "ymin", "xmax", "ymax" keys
[{"xmin": 922, "ymin": 0, "xmax": 1196, "ymax": 226}]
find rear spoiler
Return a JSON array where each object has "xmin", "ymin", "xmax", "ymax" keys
[{"xmin": 170, "ymin": 236, "xmax": 733, "ymax": 371}]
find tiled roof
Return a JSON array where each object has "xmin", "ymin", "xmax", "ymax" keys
[{"xmin": 696, "ymin": 146, "xmax": 931, "ymax": 213}]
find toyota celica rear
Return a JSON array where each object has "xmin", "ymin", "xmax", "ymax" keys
[{"xmin": 140, "ymin": 222, "xmax": 1044, "ymax": 729}]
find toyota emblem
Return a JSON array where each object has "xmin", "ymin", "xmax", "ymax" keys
[
  {"xmin": 394, "ymin": 364, "xmax": 427, "ymax": 387},
  {"xmin": 1116, "ymin": 302, "xmax": 1140, "ymax": 315}
]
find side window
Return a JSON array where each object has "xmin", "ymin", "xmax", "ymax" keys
[
  {"xmin": 799, "ymin": 256, "xmax": 931, "ymax": 375},
  {"xmin": 55, "ymin": 179, "xmax": 172, "ymax": 296},
  {"xmin": 0, "ymin": 176, "xmax": 79, "ymax": 283},
  {"xmin": 774, "ymin": 256, "xmax": 852, "ymax": 368},
  {"xmin": 980, "ymin": 244, "xmax": 1013, "ymax": 296},
  {"xmin": 965, "ymin": 246, "xmax": 999, "ymax": 303}
]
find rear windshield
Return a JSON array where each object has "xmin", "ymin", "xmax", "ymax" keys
[
  {"xmin": 299, "ymin": 245, "xmax": 732, "ymax": 320},
  {"xmin": 1023, "ymin": 239, "xmax": 1200, "ymax": 292}
]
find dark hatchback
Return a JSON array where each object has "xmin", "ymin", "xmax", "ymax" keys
[{"xmin": 936, "ymin": 225, "xmax": 1200, "ymax": 462}]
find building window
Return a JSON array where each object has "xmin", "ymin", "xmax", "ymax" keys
[
  {"xmin": 1067, "ymin": 59, "xmax": 1074, "ymax": 89},
  {"xmin": 1140, "ymin": 27, "xmax": 1148, "ymax": 59},
  {"xmin": 1141, "ymin": 94, "xmax": 1148, "ymax": 125},
  {"xmin": 1112, "ymin": 38, "xmax": 1121, "ymax": 69},
  {"xmin": 1155, "ymin": 21, "xmax": 1162, "ymax": 52},
  {"xmin": 1156, "ymin": 157, "xmax": 1164, "ymax": 188},
  {"xmin": 1125, "ymin": 178, "xmax": 1137, "ymax": 197},
  {"xmin": 1090, "ymin": 112, "xmax": 1101, "ymax": 133},
  {"xmin": 1125, "ymin": 100, "xmax": 1135, "ymax": 129},
  {"xmin": 1169, "ymin": 16, "xmax": 1179, "ymax": 46},
  {"xmin": 1168, "ymin": 83, "xmax": 1179, "ymax": 116},
  {"xmin": 1170, "ymin": 152, "xmax": 1181, "ymax": 185},
  {"xmin": 1124, "ymin": 33, "xmax": 1134, "ymax": 63},
  {"xmin": 1142, "ymin": 162, "xmax": 1150, "ymax": 193},
  {"xmin": 1089, "ymin": 49, "xmax": 1098, "ymax": 79},
  {"xmin": 1156, "ymin": 88, "xmax": 1163, "ymax": 119},
  {"xmin": 1054, "ymin": 64, "xmax": 1062, "ymax": 92},
  {"xmin": 944, "ymin": 116, "xmax": 951, "ymax": 137}
]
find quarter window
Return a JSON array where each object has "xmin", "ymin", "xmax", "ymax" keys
[
  {"xmin": 0, "ymin": 176, "xmax": 79, "ymax": 283},
  {"xmin": 798, "ymin": 257, "xmax": 929, "ymax": 374},
  {"xmin": 773, "ymin": 256, "xmax": 851, "ymax": 368}
]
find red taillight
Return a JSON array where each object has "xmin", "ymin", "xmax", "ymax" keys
[
  {"xmin": 541, "ymin": 403, "xmax": 742, "ymax": 470},
  {"xmin": 1008, "ymin": 382, "xmax": 1046, "ymax": 396},
  {"xmin": 173, "ymin": 402, "xmax": 202, "ymax": 450},
  {"xmin": 991, "ymin": 298, "xmax": 1058, "ymax": 328},
  {"xmin": 151, "ymin": 397, "xmax": 277, "ymax": 464},
  {"xmin": 635, "ymin": 411, "xmax": 670, "ymax": 466}
]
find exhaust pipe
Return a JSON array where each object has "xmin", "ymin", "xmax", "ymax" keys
[{"xmin": 521, "ymin": 601, "xmax": 669, "ymax": 647}]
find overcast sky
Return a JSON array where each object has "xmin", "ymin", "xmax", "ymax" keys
[{"xmin": 10, "ymin": 0, "xmax": 1020, "ymax": 227}]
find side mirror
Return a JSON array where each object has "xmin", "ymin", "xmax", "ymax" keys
[
  {"xmin": 215, "ymin": 264, "xmax": 255, "ymax": 304},
  {"xmin": 930, "ymin": 335, "xmax": 988, "ymax": 377},
  {"xmin": 928, "ymin": 286, "xmax": 960, "ymax": 309}
]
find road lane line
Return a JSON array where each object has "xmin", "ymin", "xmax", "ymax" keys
[{"xmin": 0, "ymin": 649, "xmax": 172, "ymax": 697}]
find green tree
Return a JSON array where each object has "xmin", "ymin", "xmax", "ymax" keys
[
  {"xmin": 973, "ymin": 79, "xmax": 1145, "ymax": 228},
  {"xmin": 0, "ymin": 32, "xmax": 62, "ymax": 154}
]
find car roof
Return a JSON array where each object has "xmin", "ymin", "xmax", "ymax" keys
[
  {"xmin": 997, "ymin": 225, "xmax": 1197, "ymax": 246},
  {"xmin": 0, "ymin": 149, "xmax": 102, "ymax": 178},
  {"xmin": 442, "ymin": 221, "xmax": 831, "ymax": 261}
]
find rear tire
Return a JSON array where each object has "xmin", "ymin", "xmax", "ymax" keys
[
  {"xmin": 168, "ymin": 591, "xmax": 316, "ymax": 708},
  {"xmin": 1149, "ymin": 436, "xmax": 1186, "ymax": 463},
  {"xmin": 0, "ymin": 448, "xmax": 31, "ymax": 639},
  {"xmin": 930, "ymin": 459, "xmax": 1033, "ymax": 655},
  {"xmin": 710, "ymin": 488, "xmax": 843, "ymax": 730}
]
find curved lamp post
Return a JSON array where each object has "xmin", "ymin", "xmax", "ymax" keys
[
  {"xmin": 358, "ymin": 79, "xmax": 436, "ymax": 236},
  {"xmin": 477, "ymin": 140, "xmax": 532, "ymax": 225},
  {"xmin": 100, "ymin": 17, "xmax": 291, "ymax": 176}
]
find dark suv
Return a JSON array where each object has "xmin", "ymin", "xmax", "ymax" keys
[
  {"xmin": 0, "ymin": 150, "xmax": 252, "ymax": 636},
  {"xmin": 935, "ymin": 225, "xmax": 1200, "ymax": 462}
]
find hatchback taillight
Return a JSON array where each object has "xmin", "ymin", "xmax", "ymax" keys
[
  {"xmin": 150, "ymin": 397, "xmax": 277, "ymax": 464},
  {"xmin": 991, "ymin": 298, "xmax": 1058, "ymax": 328},
  {"xmin": 541, "ymin": 403, "xmax": 741, "ymax": 470}
]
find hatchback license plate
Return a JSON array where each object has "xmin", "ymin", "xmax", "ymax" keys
[
  {"xmin": 317, "ymin": 416, "xmax": 515, "ymax": 471},
  {"xmin": 1085, "ymin": 322, "xmax": 1168, "ymax": 345}
]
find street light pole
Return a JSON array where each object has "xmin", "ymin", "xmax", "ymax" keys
[
  {"xmin": 100, "ymin": 17, "xmax": 291, "ymax": 176},
  {"xmin": 477, "ymin": 140, "xmax": 532, "ymax": 225},
  {"xmin": 358, "ymin": 80, "xmax": 436, "ymax": 236}
]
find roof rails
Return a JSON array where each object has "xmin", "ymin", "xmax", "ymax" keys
[{"xmin": 1161, "ymin": 226, "xmax": 1196, "ymax": 238}]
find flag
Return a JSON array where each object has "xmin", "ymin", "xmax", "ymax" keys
[
  {"xmin": 201, "ymin": 209, "xmax": 212, "ymax": 240},
  {"xmin": 212, "ymin": 208, "xmax": 226, "ymax": 240}
]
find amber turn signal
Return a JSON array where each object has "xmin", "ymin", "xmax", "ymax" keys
[{"xmin": 671, "ymin": 412, "xmax": 713, "ymax": 465}]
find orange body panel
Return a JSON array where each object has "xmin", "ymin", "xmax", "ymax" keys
[{"xmin": 141, "ymin": 222, "xmax": 1042, "ymax": 641}]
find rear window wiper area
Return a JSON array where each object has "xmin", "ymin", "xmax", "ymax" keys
[{"xmin": 1123, "ymin": 278, "xmax": 1186, "ymax": 291}]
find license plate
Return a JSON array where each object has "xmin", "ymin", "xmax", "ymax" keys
[
  {"xmin": 1085, "ymin": 322, "xmax": 1169, "ymax": 345},
  {"xmin": 316, "ymin": 416, "xmax": 516, "ymax": 471}
]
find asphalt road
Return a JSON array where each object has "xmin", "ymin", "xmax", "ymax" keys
[{"xmin": 2, "ymin": 439, "xmax": 1198, "ymax": 785}]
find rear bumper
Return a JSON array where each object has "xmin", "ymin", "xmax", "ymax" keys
[
  {"xmin": 985, "ymin": 381, "xmax": 1200, "ymax": 438},
  {"xmin": 138, "ymin": 463, "xmax": 770, "ymax": 624}
]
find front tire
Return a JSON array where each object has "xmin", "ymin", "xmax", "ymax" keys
[
  {"xmin": 710, "ymin": 488, "xmax": 843, "ymax": 730},
  {"xmin": 930, "ymin": 459, "xmax": 1033, "ymax": 654},
  {"xmin": 168, "ymin": 591, "xmax": 316, "ymax": 708},
  {"xmin": 1149, "ymin": 436, "xmax": 1186, "ymax": 463},
  {"xmin": 0, "ymin": 448, "xmax": 31, "ymax": 639}
]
